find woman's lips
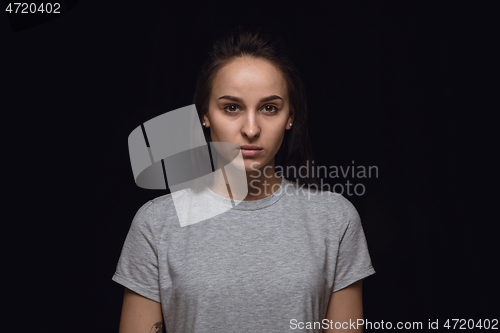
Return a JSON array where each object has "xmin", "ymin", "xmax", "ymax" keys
[
  {"xmin": 239, "ymin": 148, "xmax": 262, "ymax": 157},
  {"xmin": 238, "ymin": 145, "xmax": 263, "ymax": 157}
]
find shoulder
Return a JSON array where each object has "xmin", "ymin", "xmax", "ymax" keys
[
  {"xmin": 325, "ymin": 191, "xmax": 360, "ymax": 223},
  {"xmin": 282, "ymin": 179, "xmax": 360, "ymax": 230},
  {"xmin": 283, "ymin": 179, "xmax": 359, "ymax": 216},
  {"xmin": 130, "ymin": 191, "xmax": 180, "ymax": 231}
]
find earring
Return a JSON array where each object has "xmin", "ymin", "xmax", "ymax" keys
[
  {"xmin": 203, "ymin": 122, "xmax": 206, "ymax": 126},
  {"xmin": 289, "ymin": 123, "xmax": 293, "ymax": 127}
]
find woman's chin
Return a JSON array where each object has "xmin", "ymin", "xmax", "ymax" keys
[{"xmin": 243, "ymin": 159, "xmax": 263, "ymax": 172}]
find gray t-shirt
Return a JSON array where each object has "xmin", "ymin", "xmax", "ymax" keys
[{"xmin": 112, "ymin": 177, "xmax": 375, "ymax": 332}]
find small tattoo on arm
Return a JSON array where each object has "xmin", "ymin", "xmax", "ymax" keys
[{"xmin": 150, "ymin": 322, "xmax": 163, "ymax": 333}]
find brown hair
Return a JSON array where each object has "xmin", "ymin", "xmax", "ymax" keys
[{"xmin": 192, "ymin": 26, "xmax": 318, "ymax": 187}]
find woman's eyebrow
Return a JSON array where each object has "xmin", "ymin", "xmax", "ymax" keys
[{"xmin": 218, "ymin": 95, "xmax": 283, "ymax": 102}]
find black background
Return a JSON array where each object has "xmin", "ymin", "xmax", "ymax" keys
[{"xmin": 3, "ymin": 1, "xmax": 494, "ymax": 332}]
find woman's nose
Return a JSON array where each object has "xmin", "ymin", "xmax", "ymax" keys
[{"xmin": 241, "ymin": 113, "xmax": 261, "ymax": 139}]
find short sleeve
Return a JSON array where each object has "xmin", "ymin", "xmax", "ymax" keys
[
  {"xmin": 332, "ymin": 196, "xmax": 375, "ymax": 292},
  {"xmin": 112, "ymin": 200, "xmax": 161, "ymax": 303}
]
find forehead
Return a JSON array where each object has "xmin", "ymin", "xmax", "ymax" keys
[{"xmin": 211, "ymin": 57, "xmax": 287, "ymax": 98}]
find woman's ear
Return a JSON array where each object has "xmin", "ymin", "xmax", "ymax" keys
[
  {"xmin": 286, "ymin": 116, "xmax": 294, "ymax": 130},
  {"xmin": 203, "ymin": 115, "xmax": 210, "ymax": 128}
]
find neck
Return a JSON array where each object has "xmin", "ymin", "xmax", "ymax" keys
[{"xmin": 209, "ymin": 159, "xmax": 283, "ymax": 201}]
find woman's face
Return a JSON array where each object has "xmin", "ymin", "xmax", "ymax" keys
[{"xmin": 204, "ymin": 57, "xmax": 293, "ymax": 175}]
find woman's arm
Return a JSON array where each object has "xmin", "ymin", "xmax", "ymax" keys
[
  {"xmin": 324, "ymin": 280, "xmax": 364, "ymax": 332},
  {"xmin": 119, "ymin": 288, "xmax": 164, "ymax": 333}
]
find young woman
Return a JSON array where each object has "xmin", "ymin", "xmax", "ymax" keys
[{"xmin": 113, "ymin": 26, "xmax": 375, "ymax": 333}]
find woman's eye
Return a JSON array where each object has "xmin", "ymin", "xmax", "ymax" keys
[
  {"xmin": 223, "ymin": 105, "xmax": 278, "ymax": 113},
  {"xmin": 262, "ymin": 105, "xmax": 278, "ymax": 113},
  {"xmin": 224, "ymin": 105, "xmax": 240, "ymax": 113}
]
